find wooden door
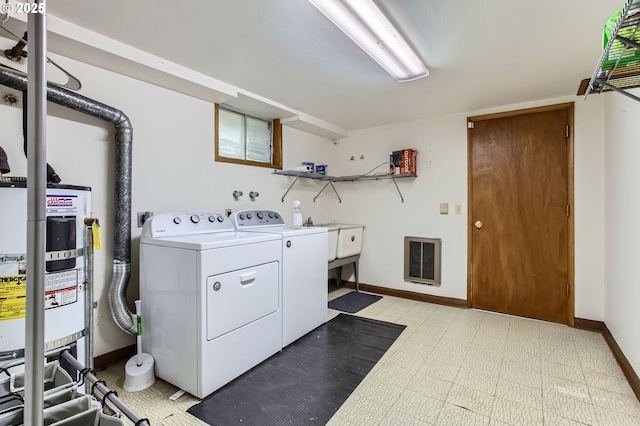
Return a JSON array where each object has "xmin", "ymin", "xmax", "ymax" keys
[{"xmin": 468, "ymin": 105, "xmax": 572, "ymax": 324}]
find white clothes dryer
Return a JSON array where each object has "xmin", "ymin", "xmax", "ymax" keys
[
  {"xmin": 232, "ymin": 210, "xmax": 328, "ymax": 347},
  {"xmin": 139, "ymin": 212, "xmax": 282, "ymax": 398}
]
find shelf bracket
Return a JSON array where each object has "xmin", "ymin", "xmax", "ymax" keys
[
  {"xmin": 274, "ymin": 170, "xmax": 414, "ymax": 203},
  {"xmin": 390, "ymin": 175, "xmax": 405, "ymax": 203},
  {"xmin": 596, "ymin": 79, "xmax": 640, "ymax": 103},
  {"xmin": 280, "ymin": 176, "xmax": 300, "ymax": 202},
  {"xmin": 314, "ymin": 181, "xmax": 342, "ymax": 203}
]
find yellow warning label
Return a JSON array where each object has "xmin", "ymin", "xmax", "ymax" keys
[
  {"xmin": 0, "ymin": 297, "xmax": 26, "ymax": 320},
  {"xmin": 92, "ymin": 223, "xmax": 102, "ymax": 251},
  {"xmin": 0, "ymin": 275, "xmax": 27, "ymax": 299}
]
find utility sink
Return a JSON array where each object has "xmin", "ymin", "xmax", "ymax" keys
[{"xmin": 319, "ymin": 224, "xmax": 365, "ymax": 260}]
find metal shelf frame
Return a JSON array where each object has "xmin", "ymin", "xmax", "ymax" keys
[
  {"xmin": 273, "ymin": 170, "xmax": 416, "ymax": 203},
  {"xmin": 582, "ymin": 0, "xmax": 640, "ymax": 102}
]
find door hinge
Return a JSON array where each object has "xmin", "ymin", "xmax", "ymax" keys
[
  {"xmin": 567, "ymin": 284, "xmax": 570, "ymax": 297},
  {"xmin": 468, "ymin": 122, "xmax": 474, "ymax": 129},
  {"xmin": 566, "ymin": 204, "xmax": 570, "ymax": 217},
  {"xmin": 566, "ymin": 125, "xmax": 570, "ymax": 138}
]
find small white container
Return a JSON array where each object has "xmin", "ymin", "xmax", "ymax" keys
[{"xmin": 292, "ymin": 200, "xmax": 303, "ymax": 226}]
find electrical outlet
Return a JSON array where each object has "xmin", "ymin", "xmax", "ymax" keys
[
  {"xmin": 137, "ymin": 211, "xmax": 153, "ymax": 227},
  {"xmin": 455, "ymin": 204, "xmax": 462, "ymax": 215},
  {"xmin": 440, "ymin": 203, "xmax": 449, "ymax": 215},
  {"xmin": 225, "ymin": 209, "xmax": 232, "ymax": 217}
]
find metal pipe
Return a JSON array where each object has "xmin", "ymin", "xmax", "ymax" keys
[
  {"xmin": 22, "ymin": 91, "xmax": 62, "ymax": 183},
  {"xmin": 0, "ymin": 345, "xmax": 70, "ymax": 372},
  {"xmin": 84, "ymin": 220, "xmax": 95, "ymax": 379},
  {"xmin": 24, "ymin": 5, "xmax": 47, "ymax": 425},
  {"xmin": 60, "ymin": 351, "xmax": 150, "ymax": 426},
  {"xmin": 0, "ymin": 63, "xmax": 136, "ymax": 335}
]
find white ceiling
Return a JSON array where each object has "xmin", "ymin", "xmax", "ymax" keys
[{"xmin": 45, "ymin": 0, "xmax": 619, "ymax": 131}]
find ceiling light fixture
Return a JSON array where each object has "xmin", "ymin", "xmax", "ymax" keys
[{"xmin": 309, "ymin": 0, "xmax": 428, "ymax": 82}]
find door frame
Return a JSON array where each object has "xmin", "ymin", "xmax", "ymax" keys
[{"xmin": 466, "ymin": 102, "xmax": 575, "ymax": 326}]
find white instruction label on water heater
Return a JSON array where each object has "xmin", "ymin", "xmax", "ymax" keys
[
  {"xmin": 45, "ymin": 287, "xmax": 77, "ymax": 310},
  {"xmin": 45, "ymin": 270, "xmax": 78, "ymax": 310},
  {"xmin": 46, "ymin": 270, "xmax": 77, "ymax": 292},
  {"xmin": 77, "ymin": 267, "xmax": 87, "ymax": 291}
]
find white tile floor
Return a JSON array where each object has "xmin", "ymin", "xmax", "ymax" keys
[
  {"xmin": 327, "ymin": 289, "xmax": 640, "ymax": 426},
  {"xmin": 100, "ymin": 289, "xmax": 640, "ymax": 425}
]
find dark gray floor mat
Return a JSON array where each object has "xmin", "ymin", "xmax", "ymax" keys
[
  {"xmin": 328, "ymin": 291, "xmax": 382, "ymax": 313},
  {"xmin": 187, "ymin": 313, "xmax": 405, "ymax": 426}
]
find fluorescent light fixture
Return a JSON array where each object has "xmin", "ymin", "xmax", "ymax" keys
[{"xmin": 309, "ymin": 0, "xmax": 428, "ymax": 82}]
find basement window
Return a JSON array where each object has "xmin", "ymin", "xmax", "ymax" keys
[{"xmin": 215, "ymin": 104, "xmax": 282, "ymax": 169}]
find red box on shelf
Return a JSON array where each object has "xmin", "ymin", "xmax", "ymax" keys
[{"xmin": 390, "ymin": 149, "xmax": 417, "ymax": 175}]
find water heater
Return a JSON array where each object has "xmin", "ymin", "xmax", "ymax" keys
[{"xmin": 0, "ymin": 178, "xmax": 91, "ymax": 363}]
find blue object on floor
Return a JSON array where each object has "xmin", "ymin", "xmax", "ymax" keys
[
  {"xmin": 328, "ymin": 291, "xmax": 382, "ymax": 314},
  {"xmin": 187, "ymin": 313, "xmax": 405, "ymax": 426}
]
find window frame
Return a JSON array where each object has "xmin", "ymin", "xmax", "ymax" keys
[{"xmin": 215, "ymin": 104, "xmax": 283, "ymax": 169}]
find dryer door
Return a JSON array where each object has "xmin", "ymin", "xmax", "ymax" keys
[{"xmin": 206, "ymin": 261, "xmax": 279, "ymax": 341}]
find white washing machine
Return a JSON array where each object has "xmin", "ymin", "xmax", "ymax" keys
[
  {"xmin": 139, "ymin": 212, "xmax": 282, "ymax": 398},
  {"xmin": 232, "ymin": 210, "xmax": 327, "ymax": 347}
]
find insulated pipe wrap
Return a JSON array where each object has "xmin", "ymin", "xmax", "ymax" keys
[
  {"xmin": 0, "ymin": 65, "xmax": 136, "ymax": 334},
  {"xmin": 113, "ymin": 126, "xmax": 132, "ymax": 261}
]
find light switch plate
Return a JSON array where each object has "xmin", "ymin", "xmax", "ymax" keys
[
  {"xmin": 455, "ymin": 204, "xmax": 462, "ymax": 215},
  {"xmin": 440, "ymin": 203, "xmax": 449, "ymax": 215}
]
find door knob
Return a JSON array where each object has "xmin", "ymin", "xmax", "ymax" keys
[{"xmin": 474, "ymin": 220, "xmax": 483, "ymax": 229}]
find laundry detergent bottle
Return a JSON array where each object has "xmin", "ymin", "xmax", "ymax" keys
[{"xmin": 292, "ymin": 200, "xmax": 303, "ymax": 226}]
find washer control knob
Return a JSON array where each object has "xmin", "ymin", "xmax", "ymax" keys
[
  {"xmin": 247, "ymin": 213, "xmax": 253, "ymax": 219},
  {"xmin": 268, "ymin": 212, "xmax": 274, "ymax": 218},
  {"xmin": 190, "ymin": 214, "xmax": 200, "ymax": 224},
  {"xmin": 173, "ymin": 217, "xmax": 182, "ymax": 225},
  {"xmin": 239, "ymin": 214, "xmax": 245, "ymax": 220},
  {"xmin": 217, "ymin": 215, "xmax": 224, "ymax": 222},
  {"xmin": 274, "ymin": 213, "xmax": 280, "ymax": 219},
  {"xmin": 208, "ymin": 215, "xmax": 216, "ymax": 222},
  {"xmin": 257, "ymin": 212, "xmax": 264, "ymax": 219}
]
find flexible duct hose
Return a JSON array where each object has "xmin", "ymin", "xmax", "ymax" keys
[
  {"xmin": 109, "ymin": 262, "xmax": 134, "ymax": 334},
  {"xmin": 0, "ymin": 64, "xmax": 136, "ymax": 335}
]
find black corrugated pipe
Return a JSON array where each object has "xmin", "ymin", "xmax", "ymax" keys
[
  {"xmin": 0, "ymin": 64, "xmax": 137, "ymax": 335},
  {"xmin": 0, "ymin": 145, "xmax": 10, "ymax": 174}
]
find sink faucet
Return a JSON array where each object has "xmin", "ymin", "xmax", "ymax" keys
[{"xmin": 304, "ymin": 217, "xmax": 314, "ymax": 227}]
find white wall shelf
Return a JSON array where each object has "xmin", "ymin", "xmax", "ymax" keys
[
  {"xmin": 579, "ymin": 0, "xmax": 640, "ymax": 102},
  {"xmin": 273, "ymin": 170, "xmax": 416, "ymax": 203}
]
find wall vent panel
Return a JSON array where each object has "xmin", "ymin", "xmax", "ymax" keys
[{"xmin": 404, "ymin": 237, "xmax": 441, "ymax": 286}]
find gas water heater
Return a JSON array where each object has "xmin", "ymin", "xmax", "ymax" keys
[{"xmin": 0, "ymin": 178, "xmax": 91, "ymax": 365}]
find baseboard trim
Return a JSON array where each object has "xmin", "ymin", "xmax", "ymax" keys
[
  {"xmin": 94, "ymin": 344, "xmax": 136, "ymax": 370},
  {"xmin": 575, "ymin": 317, "xmax": 640, "ymax": 401},
  {"xmin": 339, "ymin": 281, "xmax": 468, "ymax": 308},
  {"xmin": 573, "ymin": 317, "xmax": 607, "ymax": 333},
  {"xmin": 602, "ymin": 325, "xmax": 640, "ymax": 402}
]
